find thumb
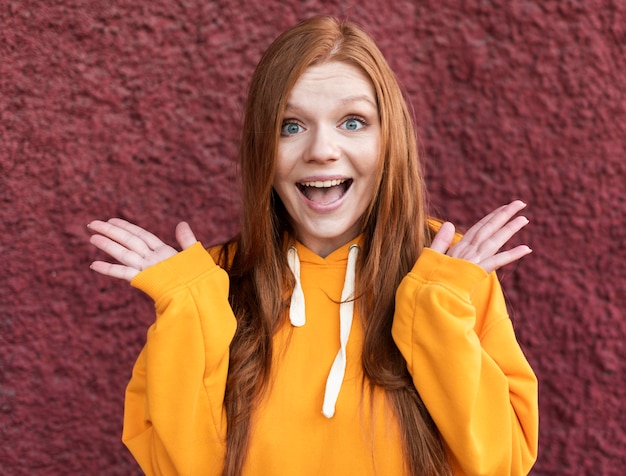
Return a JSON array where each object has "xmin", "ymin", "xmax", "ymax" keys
[
  {"xmin": 429, "ymin": 221, "xmax": 455, "ymax": 254},
  {"xmin": 175, "ymin": 221, "xmax": 198, "ymax": 250}
]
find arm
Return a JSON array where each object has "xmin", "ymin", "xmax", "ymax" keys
[
  {"xmin": 88, "ymin": 220, "xmax": 236, "ymax": 475},
  {"xmin": 392, "ymin": 250, "xmax": 538, "ymax": 475},
  {"xmin": 392, "ymin": 201, "xmax": 538, "ymax": 475},
  {"xmin": 124, "ymin": 243, "xmax": 236, "ymax": 475}
]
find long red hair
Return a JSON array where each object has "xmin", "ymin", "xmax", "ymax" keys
[{"xmin": 220, "ymin": 16, "xmax": 451, "ymax": 476}]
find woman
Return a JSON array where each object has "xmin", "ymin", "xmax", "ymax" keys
[{"xmin": 89, "ymin": 16, "xmax": 538, "ymax": 476}]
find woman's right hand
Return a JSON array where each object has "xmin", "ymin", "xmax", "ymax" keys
[{"xmin": 88, "ymin": 219, "xmax": 197, "ymax": 281}]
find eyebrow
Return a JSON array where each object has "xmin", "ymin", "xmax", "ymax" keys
[
  {"xmin": 338, "ymin": 94, "xmax": 377, "ymax": 107},
  {"xmin": 284, "ymin": 94, "xmax": 378, "ymax": 112}
]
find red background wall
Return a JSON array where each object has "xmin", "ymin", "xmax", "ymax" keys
[{"xmin": 1, "ymin": 1, "xmax": 624, "ymax": 474}]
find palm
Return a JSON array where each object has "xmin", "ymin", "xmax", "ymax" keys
[
  {"xmin": 88, "ymin": 218, "xmax": 197, "ymax": 281},
  {"xmin": 430, "ymin": 200, "xmax": 532, "ymax": 274}
]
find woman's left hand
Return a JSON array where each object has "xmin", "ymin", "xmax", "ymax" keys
[{"xmin": 429, "ymin": 200, "xmax": 532, "ymax": 274}]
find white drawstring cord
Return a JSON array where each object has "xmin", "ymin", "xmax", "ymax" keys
[
  {"xmin": 287, "ymin": 246, "xmax": 306, "ymax": 327},
  {"xmin": 287, "ymin": 244, "xmax": 360, "ymax": 418},
  {"xmin": 321, "ymin": 244, "xmax": 359, "ymax": 418}
]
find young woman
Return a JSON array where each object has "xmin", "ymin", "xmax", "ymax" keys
[{"xmin": 88, "ymin": 16, "xmax": 538, "ymax": 476}]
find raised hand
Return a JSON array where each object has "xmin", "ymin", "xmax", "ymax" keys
[
  {"xmin": 430, "ymin": 200, "xmax": 532, "ymax": 274},
  {"xmin": 88, "ymin": 219, "xmax": 197, "ymax": 281}
]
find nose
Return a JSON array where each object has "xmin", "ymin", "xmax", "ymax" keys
[{"xmin": 304, "ymin": 126, "xmax": 341, "ymax": 163}]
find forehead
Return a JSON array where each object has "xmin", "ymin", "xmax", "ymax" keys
[{"xmin": 287, "ymin": 61, "xmax": 377, "ymax": 105}]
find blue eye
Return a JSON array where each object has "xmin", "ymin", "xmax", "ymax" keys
[
  {"xmin": 281, "ymin": 122, "xmax": 303, "ymax": 135},
  {"xmin": 343, "ymin": 118, "xmax": 365, "ymax": 131}
]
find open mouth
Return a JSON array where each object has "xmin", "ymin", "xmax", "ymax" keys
[{"xmin": 297, "ymin": 179, "xmax": 353, "ymax": 205}]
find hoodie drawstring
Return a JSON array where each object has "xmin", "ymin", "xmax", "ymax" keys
[
  {"xmin": 287, "ymin": 247, "xmax": 306, "ymax": 327},
  {"xmin": 287, "ymin": 244, "xmax": 360, "ymax": 418}
]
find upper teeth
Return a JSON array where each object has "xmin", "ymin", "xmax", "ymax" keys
[{"xmin": 301, "ymin": 179, "xmax": 345, "ymax": 188}]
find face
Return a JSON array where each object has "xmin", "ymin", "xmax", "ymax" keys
[{"xmin": 273, "ymin": 61, "xmax": 381, "ymax": 257}]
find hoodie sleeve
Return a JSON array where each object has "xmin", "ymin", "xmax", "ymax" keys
[
  {"xmin": 392, "ymin": 248, "xmax": 538, "ymax": 476},
  {"xmin": 122, "ymin": 241, "xmax": 237, "ymax": 475}
]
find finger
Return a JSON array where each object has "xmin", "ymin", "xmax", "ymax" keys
[
  {"xmin": 429, "ymin": 222, "xmax": 456, "ymax": 254},
  {"xmin": 90, "ymin": 260, "xmax": 140, "ymax": 282},
  {"xmin": 469, "ymin": 214, "xmax": 530, "ymax": 263},
  {"xmin": 175, "ymin": 222, "xmax": 197, "ymax": 250},
  {"xmin": 88, "ymin": 219, "xmax": 153, "ymax": 258},
  {"xmin": 479, "ymin": 245, "xmax": 532, "ymax": 274},
  {"xmin": 107, "ymin": 218, "xmax": 166, "ymax": 251},
  {"xmin": 451, "ymin": 214, "xmax": 530, "ymax": 265},
  {"xmin": 89, "ymin": 234, "xmax": 144, "ymax": 270},
  {"xmin": 460, "ymin": 204, "xmax": 508, "ymax": 244},
  {"xmin": 468, "ymin": 200, "xmax": 527, "ymax": 246}
]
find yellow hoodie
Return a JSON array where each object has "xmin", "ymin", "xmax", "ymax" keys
[{"xmin": 123, "ymin": 237, "xmax": 538, "ymax": 475}]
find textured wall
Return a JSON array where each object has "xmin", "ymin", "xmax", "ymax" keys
[{"xmin": 1, "ymin": 0, "xmax": 624, "ymax": 474}]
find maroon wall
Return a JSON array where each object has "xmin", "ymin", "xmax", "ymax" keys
[{"xmin": 1, "ymin": 1, "xmax": 624, "ymax": 474}]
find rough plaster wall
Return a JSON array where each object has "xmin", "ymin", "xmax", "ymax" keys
[{"xmin": 1, "ymin": 0, "xmax": 624, "ymax": 474}]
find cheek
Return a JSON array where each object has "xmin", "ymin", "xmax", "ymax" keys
[
  {"xmin": 275, "ymin": 141, "xmax": 296, "ymax": 170},
  {"xmin": 360, "ymin": 153, "xmax": 382, "ymax": 201},
  {"xmin": 356, "ymin": 146, "xmax": 382, "ymax": 181},
  {"xmin": 272, "ymin": 162, "xmax": 296, "ymax": 204},
  {"xmin": 354, "ymin": 132, "xmax": 380, "ymax": 170},
  {"xmin": 273, "ymin": 149, "xmax": 289, "ymax": 187}
]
